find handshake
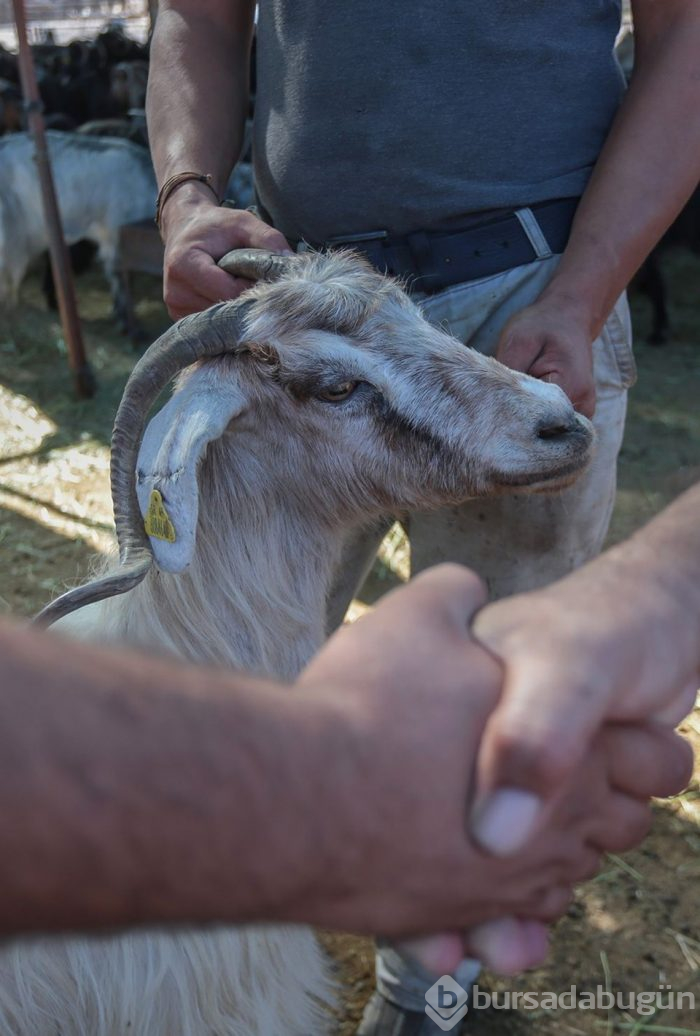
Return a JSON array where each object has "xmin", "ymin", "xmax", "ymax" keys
[
  {"xmin": 1, "ymin": 487, "xmax": 697, "ymax": 967},
  {"xmin": 293, "ymin": 485, "xmax": 700, "ymax": 973}
]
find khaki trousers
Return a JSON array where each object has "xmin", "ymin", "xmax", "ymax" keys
[{"xmin": 347, "ymin": 246, "xmax": 636, "ymax": 1019}]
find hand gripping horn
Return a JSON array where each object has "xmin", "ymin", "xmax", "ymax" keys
[{"xmin": 34, "ymin": 249, "xmax": 295, "ymax": 627}]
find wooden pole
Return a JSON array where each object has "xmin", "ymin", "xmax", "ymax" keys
[{"xmin": 11, "ymin": 0, "xmax": 96, "ymax": 398}]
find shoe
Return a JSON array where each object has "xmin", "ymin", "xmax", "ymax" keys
[{"xmin": 356, "ymin": 989, "xmax": 467, "ymax": 1035}]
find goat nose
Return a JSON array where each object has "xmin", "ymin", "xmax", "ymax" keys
[{"xmin": 536, "ymin": 417, "xmax": 577, "ymax": 440}]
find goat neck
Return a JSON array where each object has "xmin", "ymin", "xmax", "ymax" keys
[{"xmin": 93, "ymin": 438, "xmax": 345, "ymax": 683}]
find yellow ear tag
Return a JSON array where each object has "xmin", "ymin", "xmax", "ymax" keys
[{"xmin": 144, "ymin": 489, "xmax": 177, "ymax": 543}]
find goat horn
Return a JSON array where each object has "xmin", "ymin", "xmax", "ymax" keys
[
  {"xmin": 218, "ymin": 248, "xmax": 294, "ymax": 282},
  {"xmin": 34, "ymin": 298, "xmax": 254, "ymax": 627}
]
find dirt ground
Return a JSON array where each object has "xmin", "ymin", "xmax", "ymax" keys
[{"xmin": 1, "ymin": 253, "xmax": 699, "ymax": 1035}]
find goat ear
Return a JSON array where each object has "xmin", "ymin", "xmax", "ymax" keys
[{"xmin": 135, "ymin": 367, "xmax": 248, "ymax": 573}]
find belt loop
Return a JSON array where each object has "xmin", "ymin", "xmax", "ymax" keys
[
  {"xmin": 515, "ymin": 207, "xmax": 553, "ymax": 260},
  {"xmin": 406, "ymin": 230, "xmax": 436, "ymax": 290},
  {"xmin": 407, "ymin": 230, "xmax": 432, "ymax": 269}
]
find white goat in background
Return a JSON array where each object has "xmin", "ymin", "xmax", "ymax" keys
[
  {"xmin": 0, "ymin": 131, "xmax": 155, "ymax": 316},
  {"xmin": 7, "ymin": 250, "xmax": 593, "ymax": 1036}
]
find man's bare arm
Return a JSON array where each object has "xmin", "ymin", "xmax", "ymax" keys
[
  {"xmin": 540, "ymin": 0, "xmax": 700, "ymax": 334},
  {"xmin": 0, "ymin": 619, "xmax": 320, "ymax": 934},
  {"xmin": 0, "ymin": 568, "xmax": 689, "ymax": 954},
  {"xmin": 496, "ymin": 0, "xmax": 700, "ymax": 416},
  {"xmin": 148, "ymin": 0, "xmax": 252, "ymax": 205},
  {"xmin": 0, "ymin": 574, "xmax": 506, "ymax": 938},
  {"xmin": 147, "ymin": 0, "xmax": 290, "ymax": 318},
  {"xmin": 472, "ymin": 482, "xmax": 700, "ymax": 855}
]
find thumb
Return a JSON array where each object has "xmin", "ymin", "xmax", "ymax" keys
[
  {"xmin": 380, "ymin": 563, "xmax": 489, "ymax": 638},
  {"xmin": 528, "ymin": 354, "xmax": 596, "ymax": 419},
  {"xmin": 243, "ymin": 218, "xmax": 294, "ymax": 255},
  {"xmin": 468, "ymin": 643, "xmax": 609, "ymax": 855},
  {"xmin": 494, "ymin": 326, "xmax": 540, "ymax": 375}
]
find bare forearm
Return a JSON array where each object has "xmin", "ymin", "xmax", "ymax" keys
[
  {"xmin": 0, "ymin": 621, "xmax": 325, "ymax": 935},
  {"xmin": 147, "ymin": 0, "xmax": 289, "ymax": 315},
  {"xmin": 531, "ymin": 481, "xmax": 700, "ymax": 706},
  {"xmin": 603, "ymin": 481, "xmax": 700, "ymax": 644},
  {"xmin": 146, "ymin": 0, "xmax": 255, "ymax": 201},
  {"xmin": 0, "ymin": 568, "xmax": 691, "ymax": 948},
  {"xmin": 471, "ymin": 486, "xmax": 699, "ymax": 845},
  {"xmin": 540, "ymin": 0, "xmax": 700, "ymax": 336}
]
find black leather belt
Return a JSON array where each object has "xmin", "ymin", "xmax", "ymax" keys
[{"xmin": 312, "ymin": 196, "xmax": 579, "ymax": 294}]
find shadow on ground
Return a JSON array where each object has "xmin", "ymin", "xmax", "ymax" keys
[{"xmin": 0, "ymin": 268, "xmax": 169, "ymax": 452}]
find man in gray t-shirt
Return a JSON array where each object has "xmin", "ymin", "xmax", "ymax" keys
[
  {"xmin": 252, "ymin": 2, "xmax": 626, "ymax": 243},
  {"xmin": 147, "ymin": 1, "xmax": 700, "ymax": 1031}
]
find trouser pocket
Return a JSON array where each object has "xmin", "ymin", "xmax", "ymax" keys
[{"xmin": 598, "ymin": 292, "xmax": 637, "ymax": 390}]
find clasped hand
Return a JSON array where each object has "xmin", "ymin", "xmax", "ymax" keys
[{"xmin": 296, "ymin": 563, "xmax": 694, "ymax": 974}]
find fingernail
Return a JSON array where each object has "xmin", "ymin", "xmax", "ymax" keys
[
  {"xmin": 280, "ymin": 248, "xmax": 295, "ymax": 256},
  {"xmin": 471, "ymin": 789, "xmax": 543, "ymax": 856}
]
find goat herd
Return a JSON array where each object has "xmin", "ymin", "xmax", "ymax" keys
[
  {"xmin": 0, "ymin": 24, "xmax": 149, "ymax": 137},
  {"xmin": 0, "ymin": 23, "xmax": 254, "ymax": 335}
]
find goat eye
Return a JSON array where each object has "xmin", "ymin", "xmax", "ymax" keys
[{"xmin": 317, "ymin": 381, "xmax": 359, "ymax": 402}]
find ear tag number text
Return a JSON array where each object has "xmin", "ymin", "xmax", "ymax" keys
[{"xmin": 144, "ymin": 489, "xmax": 177, "ymax": 543}]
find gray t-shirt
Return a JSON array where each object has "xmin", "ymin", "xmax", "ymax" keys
[{"xmin": 254, "ymin": 1, "xmax": 625, "ymax": 243}]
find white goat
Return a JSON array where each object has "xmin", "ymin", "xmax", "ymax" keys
[
  {"xmin": 13, "ymin": 250, "xmax": 593, "ymax": 1036},
  {"xmin": 0, "ymin": 130, "xmax": 155, "ymax": 315}
]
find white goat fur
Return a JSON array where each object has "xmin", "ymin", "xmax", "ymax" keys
[
  {"xmin": 4, "ymin": 253, "xmax": 592, "ymax": 1035},
  {"xmin": 0, "ymin": 131, "xmax": 155, "ymax": 306}
]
